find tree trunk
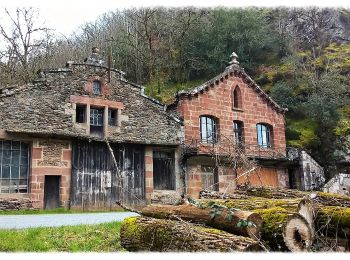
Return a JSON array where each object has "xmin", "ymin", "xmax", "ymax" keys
[
  {"xmin": 298, "ymin": 198, "xmax": 350, "ymax": 238},
  {"xmin": 120, "ymin": 216, "xmax": 262, "ymax": 252},
  {"xmin": 197, "ymin": 198, "xmax": 300, "ymax": 211},
  {"xmin": 200, "ymin": 188, "xmax": 350, "ymax": 207},
  {"xmin": 196, "ymin": 198, "xmax": 297, "ymax": 251},
  {"xmin": 283, "ymin": 213, "xmax": 314, "ymax": 252},
  {"xmin": 140, "ymin": 203, "xmax": 263, "ymax": 239}
]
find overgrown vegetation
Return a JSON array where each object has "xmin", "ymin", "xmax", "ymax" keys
[
  {"xmin": 1, "ymin": 7, "xmax": 349, "ymax": 179},
  {"xmin": 0, "ymin": 221, "xmax": 124, "ymax": 252}
]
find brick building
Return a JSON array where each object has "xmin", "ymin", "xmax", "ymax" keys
[
  {"xmin": 167, "ymin": 52, "xmax": 324, "ymax": 198},
  {"xmin": 0, "ymin": 50, "xmax": 324, "ymax": 210}
]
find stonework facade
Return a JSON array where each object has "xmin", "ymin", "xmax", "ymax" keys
[{"xmin": 169, "ymin": 62, "xmax": 292, "ymax": 198}]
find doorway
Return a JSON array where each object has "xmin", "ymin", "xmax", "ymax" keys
[{"xmin": 44, "ymin": 175, "xmax": 60, "ymax": 209}]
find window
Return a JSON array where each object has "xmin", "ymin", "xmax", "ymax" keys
[
  {"xmin": 90, "ymin": 108, "xmax": 103, "ymax": 126},
  {"xmin": 92, "ymin": 81, "xmax": 101, "ymax": 95},
  {"xmin": 76, "ymin": 105, "xmax": 86, "ymax": 123},
  {"xmin": 256, "ymin": 123, "xmax": 272, "ymax": 148},
  {"xmin": 200, "ymin": 116, "xmax": 218, "ymax": 143},
  {"xmin": 0, "ymin": 140, "xmax": 29, "ymax": 193},
  {"xmin": 108, "ymin": 109, "xmax": 117, "ymax": 126},
  {"xmin": 232, "ymin": 86, "xmax": 242, "ymax": 109},
  {"xmin": 90, "ymin": 107, "xmax": 104, "ymax": 137},
  {"xmin": 233, "ymin": 121, "xmax": 244, "ymax": 146}
]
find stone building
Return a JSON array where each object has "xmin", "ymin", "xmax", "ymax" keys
[
  {"xmin": 0, "ymin": 50, "xmax": 324, "ymax": 209},
  {"xmin": 0, "ymin": 48, "xmax": 183, "ymax": 209}
]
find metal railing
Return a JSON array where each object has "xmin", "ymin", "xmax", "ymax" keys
[{"xmin": 182, "ymin": 137, "xmax": 300, "ymax": 161}]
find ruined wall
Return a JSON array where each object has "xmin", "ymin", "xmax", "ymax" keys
[
  {"xmin": 0, "ymin": 196, "xmax": 33, "ymax": 211},
  {"xmin": 31, "ymin": 139, "xmax": 72, "ymax": 208},
  {"xmin": 300, "ymin": 151, "xmax": 325, "ymax": 190},
  {"xmin": 323, "ymin": 173, "xmax": 350, "ymax": 195}
]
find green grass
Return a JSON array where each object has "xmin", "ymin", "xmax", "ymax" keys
[
  {"xmin": 0, "ymin": 221, "xmax": 124, "ymax": 252},
  {"xmin": 0, "ymin": 208, "xmax": 125, "ymax": 215}
]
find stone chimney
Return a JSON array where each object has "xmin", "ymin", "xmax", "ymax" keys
[
  {"xmin": 84, "ymin": 47, "xmax": 105, "ymax": 65},
  {"xmin": 226, "ymin": 51, "xmax": 240, "ymax": 70}
]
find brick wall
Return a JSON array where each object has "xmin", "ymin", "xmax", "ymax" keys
[
  {"xmin": 145, "ymin": 147, "xmax": 153, "ymax": 203},
  {"xmin": 30, "ymin": 139, "xmax": 72, "ymax": 208},
  {"xmin": 176, "ymin": 73, "xmax": 286, "ymax": 152}
]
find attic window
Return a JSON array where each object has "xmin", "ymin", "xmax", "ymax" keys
[
  {"xmin": 92, "ymin": 81, "xmax": 101, "ymax": 95},
  {"xmin": 232, "ymin": 86, "xmax": 242, "ymax": 109},
  {"xmin": 108, "ymin": 109, "xmax": 117, "ymax": 126}
]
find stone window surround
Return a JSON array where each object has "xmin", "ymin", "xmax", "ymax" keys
[{"xmin": 70, "ymin": 95, "xmax": 124, "ymax": 137}]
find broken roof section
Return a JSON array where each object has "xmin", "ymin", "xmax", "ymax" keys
[{"xmin": 171, "ymin": 52, "xmax": 287, "ymax": 114}]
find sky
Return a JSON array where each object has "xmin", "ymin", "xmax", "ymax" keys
[{"xmin": 0, "ymin": 0, "xmax": 349, "ymax": 37}]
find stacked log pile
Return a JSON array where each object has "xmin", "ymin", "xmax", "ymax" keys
[{"xmin": 120, "ymin": 187, "xmax": 350, "ymax": 252}]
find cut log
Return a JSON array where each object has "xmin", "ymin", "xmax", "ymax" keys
[
  {"xmin": 237, "ymin": 187, "xmax": 350, "ymax": 207},
  {"xmin": 283, "ymin": 214, "xmax": 314, "ymax": 252},
  {"xmin": 197, "ymin": 198, "xmax": 296, "ymax": 251},
  {"xmin": 298, "ymin": 198, "xmax": 350, "ymax": 238},
  {"xmin": 198, "ymin": 198, "xmax": 300, "ymax": 211},
  {"xmin": 120, "ymin": 216, "xmax": 262, "ymax": 252},
  {"xmin": 200, "ymin": 188, "xmax": 350, "ymax": 207},
  {"xmin": 140, "ymin": 203, "xmax": 263, "ymax": 239}
]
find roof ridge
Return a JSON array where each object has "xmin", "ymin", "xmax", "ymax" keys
[{"xmin": 174, "ymin": 67, "xmax": 287, "ymax": 113}]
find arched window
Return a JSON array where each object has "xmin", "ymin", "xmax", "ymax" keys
[
  {"xmin": 256, "ymin": 123, "xmax": 272, "ymax": 148},
  {"xmin": 200, "ymin": 116, "xmax": 218, "ymax": 143},
  {"xmin": 232, "ymin": 86, "xmax": 242, "ymax": 109},
  {"xmin": 233, "ymin": 120, "xmax": 244, "ymax": 146},
  {"xmin": 92, "ymin": 80, "xmax": 102, "ymax": 95}
]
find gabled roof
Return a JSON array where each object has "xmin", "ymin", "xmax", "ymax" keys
[{"xmin": 170, "ymin": 64, "xmax": 287, "ymax": 114}]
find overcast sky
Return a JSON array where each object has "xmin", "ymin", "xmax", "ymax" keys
[{"xmin": 0, "ymin": 0, "xmax": 349, "ymax": 37}]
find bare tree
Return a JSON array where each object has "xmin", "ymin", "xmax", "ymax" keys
[{"xmin": 0, "ymin": 7, "xmax": 52, "ymax": 84}]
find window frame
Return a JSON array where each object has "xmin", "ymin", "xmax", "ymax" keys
[
  {"xmin": 92, "ymin": 80, "xmax": 102, "ymax": 95},
  {"xmin": 232, "ymin": 86, "xmax": 242, "ymax": 109},
  {"xmin": 0, "ymin": 140, "xmax": 29, "ymax": 194},
  {"xmin": 90, "ymin": 107, "xmax": 104, "ymax": 126},
  {"xmin": 108, "ymin": 109, "xmax": 118, "ymax": 126},
  {"xmin": 233, "ymin": 120, "xmax": 244, "ymax": 147},
  {"xmin": 256, "ymin": 123, "xmax": 272, "ymax": 148},
  {"xmin": 75, "ymin": 104, "xmax": 86, "ymax": 123},
  {"xmin": 200, "ymin": 116, "xmax": 218, "ymax": 144}
]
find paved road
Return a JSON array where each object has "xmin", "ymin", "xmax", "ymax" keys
[{"xmin": 0, "ymin": 212, "xmax": 139, "ymax": 229}]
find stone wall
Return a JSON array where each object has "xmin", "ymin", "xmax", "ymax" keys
[
  {"xmin": 0, "ymin": 196, "xmax": 33, "ymax": 211},
  {"xmin": 323, "ymin": 173, "xmax": 350, "ymax": 195},
  {"xmin": 0, "ymin": 63, "xmax": 181, "ymax": 146},
  {"xmin": 31, "ymin": 139, "xmax": 72, "ymax": 208}
]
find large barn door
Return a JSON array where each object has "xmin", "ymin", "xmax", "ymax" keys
[{"xmin": 70, "ymin": 141, "xmax": 145, "ymax": 210}]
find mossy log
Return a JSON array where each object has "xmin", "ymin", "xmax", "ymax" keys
[
  {"xmin": 200, "ymin": 188, "xmax": 350, "ymax": 207},
  {"xmin": 140, "ymin": 203, "xmax": 263, "ymax": 239},
  {"xmin": 197, "ymin": 197, "xmax": 301, "ymax": 211},
  {"xmin": 197, "ymin": 198, "xmax": 295, "ymax": 251},
  {"xmin": 298, "ymin": 199, "xmax": 350, "ymax": 238},
  {"xmin": 120, "ymin": 216, "xmax": 262, "ymax": 252}
]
